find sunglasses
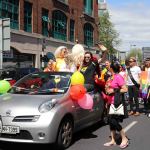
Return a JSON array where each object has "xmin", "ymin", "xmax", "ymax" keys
[{"xmin": 84, "ymin": 56, "xmax": 91, "ymax": 59}]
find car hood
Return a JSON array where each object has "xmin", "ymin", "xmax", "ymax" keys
[{"xmin": 0, "ymin": 93, "xmax": 63, "ymax": 116}]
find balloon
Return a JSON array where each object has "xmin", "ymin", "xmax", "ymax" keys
[
  {"xmin": 71, "ymin": 71, "xmax": 84, "ymax": 85},
  {"xmin": 78, "ymin": 93, "xmax": 93, "ymax": 109},
  {"xmin": 72, "ymin": 44, "xmax": 85, "ymax": 56},
  {"xmin": 0, "ymin": 80, "xmax": 11, "ymax": 94},
  {"xmin": 70, "ymin": 85, "xmax": 86, "ymax": 100}
]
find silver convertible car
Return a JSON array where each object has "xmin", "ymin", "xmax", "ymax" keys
[{"xmin": 0, "ymin": 72, "xmax": 104, "ymax": 149}]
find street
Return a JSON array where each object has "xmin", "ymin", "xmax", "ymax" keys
[
  {"xmin": 0, "ymin": 108, "xmax": 149, "ymax": 150},
  {"xmin": 68, "ymin": 113, "xmax": 150, "ymax": 150}
]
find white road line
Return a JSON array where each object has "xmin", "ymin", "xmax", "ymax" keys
[{"xmin": 124, "ymin": 121, "xmax": 138, "ymax": 133}]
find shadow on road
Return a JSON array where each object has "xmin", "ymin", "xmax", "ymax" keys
[
  {"xmin": 0, "ymin": 142, "xmax": 56, "ymax": 150},
  {"xmin": 72, "ymin": 121, "xmax": 105, "ymax": 144}
]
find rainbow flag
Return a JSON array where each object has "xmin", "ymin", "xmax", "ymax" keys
[{"xmin": 141, "ymin": 71, "xmax": 149, "ymax": 98}]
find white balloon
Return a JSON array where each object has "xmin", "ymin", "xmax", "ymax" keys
[{"xmin": 72, "ymin": 44, "xmax": 85, "ymax": 56}]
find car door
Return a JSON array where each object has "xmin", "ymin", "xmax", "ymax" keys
[
  {"xmin": 72, "ymin": 97, "xmax": 94, "ymax": 128},
  {"xmin": 90, "ymin": 92, "xmax": 104, "ymax": 121}
]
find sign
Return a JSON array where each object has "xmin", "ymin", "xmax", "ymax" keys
[
  {"xmin": 142, "ymin": 47, "xmax": 150, "ymax": 60},
  {"xmin": 0, "ymin": 18, "xmax": 10, "ymax": 51}
]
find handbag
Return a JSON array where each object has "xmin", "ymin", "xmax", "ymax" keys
[
  {"xmin": 127, "ymin": 68, "xmax": 140, "ymax": 88},
  {"xmin": 109, "ymin": 104, "xmax": 124, "ymax": 115}
]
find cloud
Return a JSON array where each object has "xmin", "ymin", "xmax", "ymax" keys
[{"xmin": 108, "ymin": 1, "xmax": 150, "ymax": 51}]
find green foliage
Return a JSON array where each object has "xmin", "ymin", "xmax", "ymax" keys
[{"xmin": 98, "ymin": 12, "xmax": 121, "ymax": 54}]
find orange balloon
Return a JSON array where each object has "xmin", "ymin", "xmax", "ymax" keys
[{"xmin": 70, "ymin": 85, "xmax": 86, "ymax": 100}]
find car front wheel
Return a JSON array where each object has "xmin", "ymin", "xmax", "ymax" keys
[{"xmin": 57, "ymin": 118, "xmax": 73, "ymax": 149}]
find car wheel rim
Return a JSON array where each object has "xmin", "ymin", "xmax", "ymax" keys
[{"xmin": 61, "ymin": 121, "xmax": 73, "ymax": 147}]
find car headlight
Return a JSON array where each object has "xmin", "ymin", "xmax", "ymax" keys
[{"xmin": 39, "ymin": 99, "xmax": 57, "ymax": 113}]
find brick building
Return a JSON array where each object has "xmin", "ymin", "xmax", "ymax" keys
[{"xmin": 0, "ymin": 0, "xmax": 99, "ymax": 68}]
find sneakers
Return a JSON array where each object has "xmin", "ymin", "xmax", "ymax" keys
[
  {"xmin": 134, "ymin": 112, "xmax": 140, "ymax": 116},
  {"xmin": 128, "ymin": 111, "xmax": 140, "ymax": 116},
  {"xmin": 147, "ymin": 113, "xmax": 150, "ymax": 118},
  {"xmin": 128, "ymin": 111, "xmax": 134, "ymax": 116}
]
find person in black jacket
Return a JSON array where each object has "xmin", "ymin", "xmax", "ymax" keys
[{"xmin": 80, "ymin": 51, "xmax": 100, "ymax": 91}]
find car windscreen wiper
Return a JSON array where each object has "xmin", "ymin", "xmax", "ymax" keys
[
  {"xmin": 11, "ymin": 86, "xmax": 31, "ymax": 94},
  {"xmin": 29, "ymin": 88, "xmax": 65, "ymax": 95}
]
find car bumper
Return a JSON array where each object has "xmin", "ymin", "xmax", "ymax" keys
[{"xmin": 0, "ymin": 112, "xmax": 61, "ymax": 144}]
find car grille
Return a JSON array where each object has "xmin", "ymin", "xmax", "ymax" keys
[
  {"xmin": 13, "ymin": 115, "xmax": 40, "ymax": 122},
  {"xmin": 0, "ymin": 130, "xmax": 33, "ymax": 140}
]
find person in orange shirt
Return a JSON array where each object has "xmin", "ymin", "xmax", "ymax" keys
[{"xmin": 44, "ymin": 59, "xmax": 56, "ymax": 72}]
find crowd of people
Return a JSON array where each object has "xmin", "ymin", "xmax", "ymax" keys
[{"xmin": 43, "ymin": 43, "xmax": 150, "ymax": 149}]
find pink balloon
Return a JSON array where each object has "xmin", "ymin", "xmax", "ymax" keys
[{"xmin": 78, "ymin": 93, "xmax": 93, "ymax": 109}]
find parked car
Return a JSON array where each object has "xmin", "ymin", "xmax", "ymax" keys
[
  {"xmin": 0, "ymin": 71, "xmax": 104, "ymax": 149},
  {"xmin": 0, "ymin": 67, "xmax": 40, "ymax": 86}
]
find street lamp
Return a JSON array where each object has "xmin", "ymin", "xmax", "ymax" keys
[
  {"xmin": 42, "ymin": 38, "xmax": 46, "ymax": 68},
  {"xmin": 130, "ymin": 44, "xmax": 138, "ymax": 63},
  {"xmin": 130, "ymin": 44, "xmax": 136, "ymax": 50}
]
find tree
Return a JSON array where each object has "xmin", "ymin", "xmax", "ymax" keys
[
  {"xmin": 98, "ymin": 12, "xmax": 121, "ymax": 54},
  {"xmin": 126, "ymin": 48, "xmax": 142, "ymax": 65}
]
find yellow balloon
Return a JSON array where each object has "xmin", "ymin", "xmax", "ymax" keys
[{"xmin": 71, "ymin": 71, "xmax": 85, "ymax": 85}]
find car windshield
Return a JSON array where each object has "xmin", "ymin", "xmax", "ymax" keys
[{"xmin": 9, "ymin": 72, "xmax": 72, "ymax": 95}]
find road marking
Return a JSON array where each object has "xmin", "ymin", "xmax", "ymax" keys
[{"xmin": 124, "ymin": 121, "xmax": 138, "ymax": 133}]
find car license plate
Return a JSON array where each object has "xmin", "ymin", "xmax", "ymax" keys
[
  {"xmin": 1, "ymin": 125, "xmax": 20, "ymax": 134},
  {"xmin": 0, "ymin": 119, "xmax": 20, "ymax": 134}
]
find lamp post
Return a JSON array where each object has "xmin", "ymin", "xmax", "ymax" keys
[
  {"xmin": 42, "ymin": 38, "xmax": 46, "ymax": 69},
  {"xmin": 130, "ymin": 44, "xmax": 136, "ymax": 50},
  {"xmin": 130, "ymin": 44, "xmax": 138, "ymax": 63}
]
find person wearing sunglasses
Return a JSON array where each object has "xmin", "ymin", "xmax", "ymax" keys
[
  {"xmin": 126, "ymin": 57, "xmax": 141, "ymax": 116},
  {"xmin": 80, "ymin": 52, "xmax": 100, "ymax": 91}
]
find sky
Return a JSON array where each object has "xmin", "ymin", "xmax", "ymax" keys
[{"xmin": 106, "ymin": 0, "xmax": 150, "ymax": 52}]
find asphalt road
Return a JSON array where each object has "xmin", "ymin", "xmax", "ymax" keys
[
  {"xmin": 0, "ymin": 106, "xmax": 150, "ymax": 150},
  {"xmin": 67, "ymin": 113, "xmax": 150, "ymax": 150}
]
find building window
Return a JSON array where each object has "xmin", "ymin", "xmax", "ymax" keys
[
  {"xmin": 42, "ymin": 8, "xmax": 49, "ymax": 37},
  {"xmin": 84, "ymin": 0, "xmax": 93, "ymax": 16},
  {"xmin": 24, "ymin": 1, "xmax": 32, "ymax": 32},
  {"xmin": 70, "ymin": 20, "xmax": 74, "ymax": 42},
  {"xmin": 84, "ymin": 23, "xmax": 93, "ymax": 46},
  {"xmin": 0, "ymin": 0, "xmax": 19, "ymax": 29},
  {"xmin": 52, "ymin": 10, "xmax": 67, "ymax": 41}
]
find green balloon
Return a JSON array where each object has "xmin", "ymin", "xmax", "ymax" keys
[{"xmin": 0, "ymin": 80, "xmax": 11, "ymax": 94}]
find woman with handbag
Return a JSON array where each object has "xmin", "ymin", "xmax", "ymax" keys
[{"xmin": 104, "ymin": 62, "xmax": 129, "ymax": 149}]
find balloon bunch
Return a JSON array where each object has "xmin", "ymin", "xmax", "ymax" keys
[{"xmin": 70, "ymin": 71, "xmax": 93, "ymax": 109}]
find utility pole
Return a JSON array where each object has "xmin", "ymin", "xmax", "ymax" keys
[{"xmin": 42, "ymin": 38, "xmax": 46, "ymax": 69}]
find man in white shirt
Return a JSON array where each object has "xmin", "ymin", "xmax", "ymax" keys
[{"xmin": 126, "ymin": 57, "xmax": 141, "ymax": 116}]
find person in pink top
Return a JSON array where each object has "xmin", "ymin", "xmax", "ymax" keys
[
  {"xmin": 102, "ymin": 66, "xmax": 125, "ymax": 104},
  {"xmin": 104, "ymin": 62, "xmax": 129, "ymax": 149}
]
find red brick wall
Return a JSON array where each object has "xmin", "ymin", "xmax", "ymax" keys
[{"xmin": 19, "ymin": 0, "xmax": 99, "ymax": 45}]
